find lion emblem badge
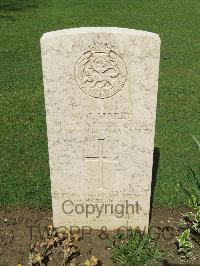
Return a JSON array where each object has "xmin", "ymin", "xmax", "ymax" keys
[{"xmin": 75, "ymin": 39, "xmax": 127, "ymax": 99}]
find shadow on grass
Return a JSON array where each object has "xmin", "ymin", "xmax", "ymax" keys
[
  {"xmin": 150, "ymin": 147, "xmax": 160, "ymax": 221},
  {"xmin": 0, "ymin": 0, "xmax": 38, "ymax": 11},
  {"xmin": 0, "ymin": 14, "xmax": 15, "ymax": 20},
  {"xmin": 0, "ymin": 0, "xmax": 39, "ymax": 20}
]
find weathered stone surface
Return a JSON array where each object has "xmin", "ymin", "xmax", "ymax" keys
[{"xmin": 41, "ymin": 27, "xmax": 160, "ymax": 231}]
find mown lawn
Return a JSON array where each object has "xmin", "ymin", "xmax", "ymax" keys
[{"xmin": 0, "ymin": 0, "xmax": 199, "ymax": 208}]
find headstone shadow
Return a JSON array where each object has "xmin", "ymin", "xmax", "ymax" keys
[{"xmin": 150, "ymin": 147, "xmax": 160, "ymax": 221}]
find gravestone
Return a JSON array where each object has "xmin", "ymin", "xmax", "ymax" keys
[{"xmin": 41, "ymin": 27, "xmax": 160, "ymax": 231}]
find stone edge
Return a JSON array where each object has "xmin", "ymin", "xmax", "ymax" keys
[{"xmin": 40, "ymin": 27, "xmax": 160, "ymax": 43}]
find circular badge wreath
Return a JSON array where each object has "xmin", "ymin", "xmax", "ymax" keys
[{"xmin": 75, "ymin": 40, "xmax": 127, "ymax": 99}]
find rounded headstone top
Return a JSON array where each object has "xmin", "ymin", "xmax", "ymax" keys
[{"xmin": 41, "ymin": 27, "xmax": 160, "ymax": 41}]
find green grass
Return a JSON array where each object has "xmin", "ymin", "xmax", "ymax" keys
[
  {"xmin": 111, "ymin": 229, "xmax": 163, "ymax": 265},
  {"xmin": 0, "ymin": 0, "xmax": 199, "ymax": 207}
]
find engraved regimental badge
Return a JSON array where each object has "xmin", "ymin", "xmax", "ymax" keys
[{"xmin": 75, "ymin": 38, "xmax": 127, "ymax": 99}]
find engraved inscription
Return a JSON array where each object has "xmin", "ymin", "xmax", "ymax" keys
[{"xmin": 75, "ymin": 39, "xmax": 127, "ymax": 99}]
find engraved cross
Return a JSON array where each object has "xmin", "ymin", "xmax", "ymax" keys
[{"xmin": 84, "ymin": 139, "xmax": 118, "ymax": 191}]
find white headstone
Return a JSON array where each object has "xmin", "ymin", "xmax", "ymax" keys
[{"xmin": 41, "ymin": 27, "xmax": 160, "ymax": 231}]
